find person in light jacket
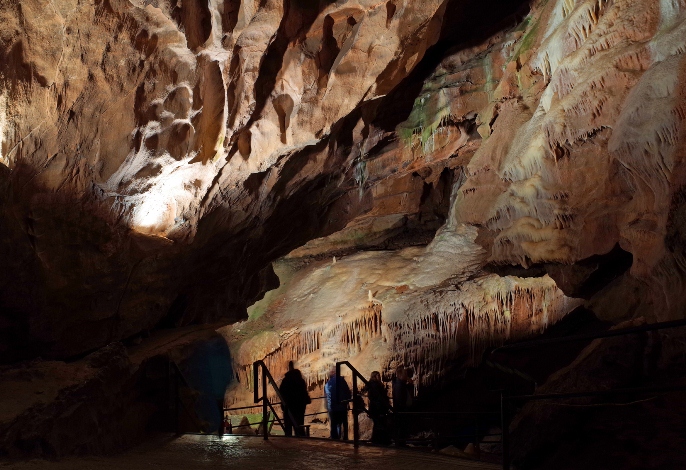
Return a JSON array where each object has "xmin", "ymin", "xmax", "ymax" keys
[{"xmin": 324, "ymin": 365, "xmax": 351, "ymax": 440}]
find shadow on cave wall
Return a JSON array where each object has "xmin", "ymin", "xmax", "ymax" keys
[
  {"xmin": 0, "ymin": 0, "xmax": 535, "ymax": 365},
  {"xmin": 485, "ymin": 244, "xmax": 634, "ymax": 300},
  {"xmin": 177, "ymin": 335, "xmax": 233, "ymax": 432}
]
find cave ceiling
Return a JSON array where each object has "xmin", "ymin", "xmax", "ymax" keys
[{"xmin": 0, "ymin": 0, "xmax": 685, "ymax": 377}]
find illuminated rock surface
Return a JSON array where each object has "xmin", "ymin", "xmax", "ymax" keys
[
  {"xmin": 0, "ymin": 0, "xmax": 685, "ymax": 465},
  {"xmin": 221, "ymin": 0, "xmax": 686, "ymax": 412}
]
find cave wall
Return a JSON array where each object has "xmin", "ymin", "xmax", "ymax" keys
[
  {"xmin": 1, "ymin": 0, "xmax": 681, "ymax": 363},
  {"xmin": 0, "ymin": 0, "xmax": 686, "ymax": 460},
  {"xmin": 220, "ymin": 0, "xmax": 686, "ymax": 419},
  {"xmin": 0, "ymin": 0, "xmax": 463, "ymax": 361}
]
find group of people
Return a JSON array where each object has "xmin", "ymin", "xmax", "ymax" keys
[
  {"xmin": 363, "ymin": 365, "xmax": 414, "ymax": 445},
  {"xmin": 278, "ymin": 361, "xmax": 414, "ymax": 445}
]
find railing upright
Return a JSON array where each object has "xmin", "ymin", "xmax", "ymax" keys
[
  {"xmin": 262, "ymin": 364, "xmax": 268, "ymax": 440},
  {"xmin": 336, "ymin": 361, "xmax": 370, "ymax": 448},
  {"xmin": 501, "ymin": 392, "xmax": 510, "ymax": 470},
  {"xmin": 252, "ymin": 360, "xmax": 301, "ymax": 439},
  {"xmin": 496, "ymin": 318, "xmax": 686, "ymax": 469},
  {"xmin": 171, "ymin": 361, "xmax": 179, "ymax": 434}
]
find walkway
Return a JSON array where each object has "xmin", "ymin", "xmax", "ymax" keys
[{"xmin": 2, "ymin": 434, "xmax": 501, "ymax": 470}]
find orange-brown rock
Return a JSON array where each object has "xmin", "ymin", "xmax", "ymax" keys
[{"xmin": 1, "ymin": 0, "xmax": 686, "ymax": 461}]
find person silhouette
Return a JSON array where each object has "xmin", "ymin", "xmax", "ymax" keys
[
  {"xmin": 364, "ymin": 371, "xmax": 391, "ymax": 445},
  {"xmin": 279, "ymin": 361, "xmax": 311, "ymax": 436},
  {"xmin": 324, "ymin": 365, "xmax": 351, "ymax": 439}
]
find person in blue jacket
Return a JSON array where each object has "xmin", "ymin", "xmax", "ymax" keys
[{"xmin": 324, "ymin": 365, "xmax": 351, "ymax": 439}]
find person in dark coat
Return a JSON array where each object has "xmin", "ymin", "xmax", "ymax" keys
[
  {"xmin": 365, "ymin": 371, "xmax": 391, "ymax": 445},
  {"xmin": 392, "ymin": 365, "xmax": 413, "ymax": 445},
  {"xmin": 392, "ymin": 366, "xmax": 412, "ymax": 412},
  {"xmin": 279, "ymin": 361, "xmax": 311, "ymax": 437},
  {"xmin": 324, "ymin": 365, "xmax": 351, "ymax": 440}
]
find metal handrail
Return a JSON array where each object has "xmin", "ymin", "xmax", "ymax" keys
[
  {"xmin": 392, "ymin": 411, "xmax": 500, "ymax": 415},
  {"xmin": 217, "ymin": 319, "xmax": 686, "ymax": 466},
  {"xmin": 252, "ymin": 360, "xmax": 304, "ymax": 440},
  {"xmin": 335, "ymin": 361, "xmax": 372, "ymax": 447},
  {"xmin": 498, "ymin": 318, "xmax": 686, "ymax": 470},
  {"xmin": 508, "ymin": 383, "xmax": 686, "ymax": 402},
  {"xmin": 492, "ymin": 318, "xmax": 686, "ymax": 353},
  {"xmin": 223, "ymin": 396, "xmax": 327, "ymax": 414}
]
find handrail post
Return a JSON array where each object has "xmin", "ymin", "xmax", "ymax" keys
[
  {"xmin": 218, "ymin": 399, "xmax": 224, "ymax": 437},
  {"xmin": 335, "ymin": 362, "xmax": 341, "ymax": 409},
  {"xmin": 262, "ymin": 364, "xmax": 269, "ymax": 440},
  {"xmin": 353, "ymin": 373, "xmax": 359, "ymax": 448},
  {"xmin": 335, "ymin": 362, "xmax": 345, "ymax": 440},
  {"xmin": 335, "ymin": 361, "xmax": 370, "ymax": 444},
  {"xmin": 501, "ymin": 392, "xmax": 510, "ymax": 470},
  {"xmin": 173, "ymin": 363, "xmax": 180, "ymax": 435},
  {"xmin": 253, "ymin": 362, "xmax": 259, "ymax": 404},
  {"xmin": 475, "ymin": 414, "xmax": 480, "ymax": 459},
  {"xmin": 166, "ymin": 360, "xmax": 171, "ymax": 432},
  {"xmin": 252, "ymin": 360, "xmax": 301, "ymax": 438}
]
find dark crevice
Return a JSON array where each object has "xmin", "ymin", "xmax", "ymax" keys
[
  {"xmin": 317, "ymin": 14, "xmax": 340, "ymax": 89},
  {"xmin": 546, "ymin": 244, "xmax": 633, "ymax": 299},
  {"xmin": 385, "ymin": 1, "xmax": 396, "ymax": 28},
  {"xmin": 170, "ymin": 0, "xmax": 212, "ymax": 50},
  {"xmin": 486, "ymin": 244, "xmax": 634, "ymax": 300},
  {"xmin": 156, "ymin": 293, "xmax": 188, "ymax": 330},
  {"xmin": 222, "ymin": 0, "xmax": 241, "ymax": 34},
  {"xmin": 484, "ymin": 262, "xmax": 548, "ymax": 278}
]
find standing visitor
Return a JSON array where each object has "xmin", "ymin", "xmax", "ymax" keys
[
  {"xmin": 392, "ymin": 365, "xmax": 413, "ymax": 446},
  {"xmin": 324, "ymin": 365, "xmax": 351, "ymax": 440},
  {"xmin": 279, "ymin": 361, "xmax": 311, "ymax": 436},
  {"xmin": 364, "ymin": 371, "xmax": 391, "ymax": 445}
]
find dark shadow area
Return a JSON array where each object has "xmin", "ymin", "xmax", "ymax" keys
[
  {"xmin": 486, "ymin": 244, "xmax": 634, "ymax": 300},
  {"xmin": 156, "ymin": 293, "xmax": 189, "ymax": 330},
  {"xmin": 508, "ymin": 324, "xmax": 686, "ymax": 470},
  {"xmin": 545, "ymin": 244, "xmax": 633, "ymax": 299},
  {"xmin": 178, "ymin": 335, "xmax": 233, "ymax": 432},
  {"xmin": 487, "ymin": 306, "xmax": 612, "ymax": 386},
  {"xmin": 387, "ymin": 307, "xmax": 612, "ymax": 453}
]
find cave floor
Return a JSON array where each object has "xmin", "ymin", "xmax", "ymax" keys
[{"xmin": 2, "ymin": 434, "xmax": 501, "ymax": 470}]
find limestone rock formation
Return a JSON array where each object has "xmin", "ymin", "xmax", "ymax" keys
[
  {"xmin": 0, "ymin": 0, "xmax": 457, "ymax": 361},
  {"xmin": 1, "ymin": 0, "xmax": 686, "ymax": 461},
  {"xmin": 222, "ymin": 0, "xmax": 686, "ymax": 409}
]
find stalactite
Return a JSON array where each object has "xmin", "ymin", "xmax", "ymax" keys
[
  {"xmin": 234, "ymin": 302, "xmax": 385, "ymax": 394},
  {"xmin": 383, "ymin": 276, "xmax": 581, "ymax": 389}
]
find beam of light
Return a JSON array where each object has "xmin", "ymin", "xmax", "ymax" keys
[{"xmin": 131, "ymin": 190, "xmax": 177, "ymax": 236}]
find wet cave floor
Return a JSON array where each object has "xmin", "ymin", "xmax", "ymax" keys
[{"xmin": 1, "ymin": 435, "xmax": 500, "ymax": 470}]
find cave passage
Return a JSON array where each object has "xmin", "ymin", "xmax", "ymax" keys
[{"xmin": 0, "ymin": 0, "xmax": 685, "ymax": 468}]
